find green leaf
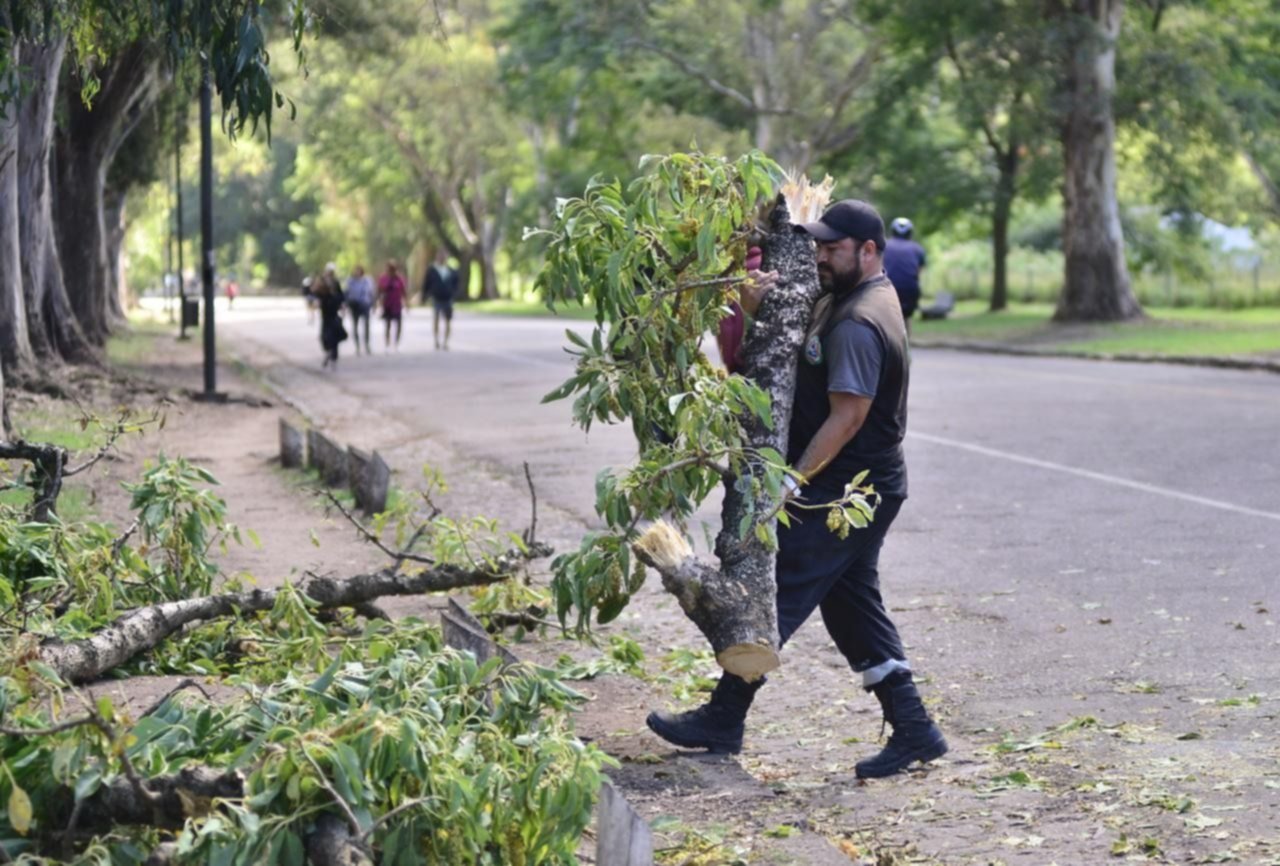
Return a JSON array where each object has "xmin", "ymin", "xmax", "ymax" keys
[{"xmin": 8, "ymin": 784, "xmax": 33, "ymax": 836}]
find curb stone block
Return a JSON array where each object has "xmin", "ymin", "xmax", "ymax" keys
[
  {"xmin": 346, "ymin": 447, "xmax": 390, "ymax": 516},
  {"xmin": 596, "ymin": 779, "xmax": 653, "ymax": 866},
  {"xmin": 311, "ymin": 431, "xmax": 348, "ymax": 488},
  {"xmin": 279, "ymin": 418, "xmax": 305, "ymax": 468}
]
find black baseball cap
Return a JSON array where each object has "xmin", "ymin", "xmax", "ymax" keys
[{"xmin": 796, "ymin": 199, "xmax": 886, "ymax": 250}]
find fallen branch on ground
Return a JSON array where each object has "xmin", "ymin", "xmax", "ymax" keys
[{"xmin": 37, "ymin": 546, "xmax": 550, "ymax": 684}]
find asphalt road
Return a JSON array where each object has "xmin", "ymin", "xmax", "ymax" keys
[{"xmin": 213, "ymin": 296, "xmax": 1280, "ymax": 860}]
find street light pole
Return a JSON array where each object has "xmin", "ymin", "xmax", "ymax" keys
[
  {"xmin": 175, "ymin": 121, "xmax": 186, "ymax": 338},
  {"xmin": 199, "ymin": 63, "xmax": 217, "ymax": 396}
]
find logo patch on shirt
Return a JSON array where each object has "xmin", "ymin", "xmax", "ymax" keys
[{"xmin": 804, "ymin": 333, "xmax": 823, "ymax": 365}]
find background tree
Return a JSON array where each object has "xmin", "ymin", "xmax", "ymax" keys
[
  {"xmin": 1052, "ymin": 0, "xmax": 1143, "ymax": 321},
  {"xmin": 500, "ymin": 0, "xmax": 881, "ymax": 174},
  {"xmin": 0, "ymin": 0, "xmax": 305, "ymax": 400},
  {"xmin": 869, "ymin": 0, "xmax": 1060, "ymax": 311}
]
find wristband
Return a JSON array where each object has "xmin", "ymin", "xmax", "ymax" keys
[{"xmin": 782, "ymin": 474, "xmax": 802, "ymax": 496}]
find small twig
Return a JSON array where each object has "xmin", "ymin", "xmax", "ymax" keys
[
  {"xmin": 139, "ymin": 678, "xmax": 212, "ymax": 719},
  {"xmin": 87, "ymin": 712, "xmax": 160, "ymax": 808},
  {"xmin": 301, "ymin": 747, "xmax": 364, "ymax": 838},
  {"xmin": 358, "ymin": 797, "xmax": 428, "ymax": 842},
  {"xmin": 111, "ymin": 518, "xmax": 141, "ymax": 559},
  {"xmin": 238, "ymin": 685, "xmax": 282, "ymax": 726},
  {"xmin": 521, "ymin": 461, "xmax": 538, "ymax": 548},
  {"xmin": 319, "ymin": 488, "xmax": 435, "ymax": 567},
  {"xmin": 62, "ymin": 797, "xmax": 86, "ymax": 860},
  {"xmin": 652, "ymin": 275, "xmax": 749, "ymax": 298}
]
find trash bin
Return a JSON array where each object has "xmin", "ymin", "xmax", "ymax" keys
[{"xmin": 181, "ymin": 297, "xmax": 200, "ymax": 329}]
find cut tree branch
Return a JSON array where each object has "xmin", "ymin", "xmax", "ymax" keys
[
  {"xmin": 0, "ymin": 439, "xmax": 66, "ymax": 522},
  {"xmin": 36, "ymin": 554, "xmax": 545, "ymax": 684},
  {"xmin": 318, "ymin": 488, "xmax": 436, "ymax": 568}
]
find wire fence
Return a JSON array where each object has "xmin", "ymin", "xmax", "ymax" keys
[{"xmin": 932, "ymin": 259, "xmax": 1280, "ymax": 309}]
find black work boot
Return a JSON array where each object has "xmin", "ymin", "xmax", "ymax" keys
[
  {"xmin": 855, "ymin": 671, "xmax": 948, "ymax": 778},
  {"xmin": 646, "ymin": 674, "xmax": 764, "ymax": 754}
]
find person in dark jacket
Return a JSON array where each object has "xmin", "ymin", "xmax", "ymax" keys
[
  {"xmin": 883, "ymin": 217, "xmax": 926, "ymax": 325},
  {"xmin": 646, "ymin": 200, "xmax": 947, "ymax": 780},
  {"xmin": 422, "ymin": 250, "xmax": 460, "ymax": 350},
  {"xmin": 315, "ymin": 262, "xmax": 346, "ymax": 369}
]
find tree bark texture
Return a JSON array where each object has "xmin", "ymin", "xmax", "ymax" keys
[
  {"xmin": 1053, "ymin": 0, "xmax": 1142, "ymax": 323},
  {"xmin": 18, "ymin": 36, "xmax": 94, "ymax": 365},
  {"xmin": 55, "ymin": 43, "xmax": 157, "ymax": 344},
  {"xmin": 990, "ymin": 149, "xmax": 1018, "ymax": 312},
  {"xmin": 305, "ymin": 813, "xmax": 375, "ymax": 866},
  {"xmin": 43, "ymin": 766, "xmax": 244, "ymax": 837},
  {"xmin": 39, "ymin": 561, "xmax": 525, "ymax": 684},
  {"xmin": 0, "ymin": 439, "xmax": 66, "ymax": 522},
  {"xmin": 635, "ymin": 199, "xmax": 823, "ymax": 681},
  {"xmin": 0, "ymin": 27, "xmax": 36, "ymax": 377}
]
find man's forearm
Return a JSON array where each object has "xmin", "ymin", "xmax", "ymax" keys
[{"xmin": 794, "ymin": 415, "xmax": 863, "ymax": 483}]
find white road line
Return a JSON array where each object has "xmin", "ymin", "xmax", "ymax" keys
[{"xmin": 908, "ymin": 430, "xmax": 1280, "ymax": 523}]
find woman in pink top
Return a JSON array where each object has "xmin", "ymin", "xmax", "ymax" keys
[{"xmin": 377, "ymin": 260, "xmax": 408, "ymax": 350}]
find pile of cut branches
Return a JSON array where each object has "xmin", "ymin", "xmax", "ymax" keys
[{"xmin": 0, "ymin": 427, "xmax": 608, "ymax": 864}]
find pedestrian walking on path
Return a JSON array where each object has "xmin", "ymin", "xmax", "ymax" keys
[
  {"xmin": 315, "ymin": 263, "xmax": 347, "ymax": 369},
  {"xmin": 377, "ymin": 260, "xmax": 408, "ymax": 351},
  {"xmin": 346, "ymin": 265, "xmax": 375, "ymax": 355},
  {"xmin": 422, "ymin": 250, "xmax": 460, "ymax": 350},
  {"xmin": 648, "ymin": 199, "xmax": 947, "ymax": 779}
]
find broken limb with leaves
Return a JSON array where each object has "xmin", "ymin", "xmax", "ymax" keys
[
  {"xmin": 535, "ymin": 152, "xmax": 879, "ymax": 680},
  {"xmin": 1, "ymin": 432, "xmax": 609, "ymax": 863}
]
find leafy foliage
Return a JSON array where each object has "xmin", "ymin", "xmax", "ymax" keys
[
  {"xmin": 0, "ymin": 637, "xmax": 611, "ymax": 864},
  {"xmin": 532, "ymin": 151, "xmax": 786, "ymax": 633},
  {"xmin": 0, "ymin": 456, "xmax": 609, "ymax": 863}
]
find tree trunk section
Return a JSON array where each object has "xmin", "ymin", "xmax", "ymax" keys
[
  {"xmin": 18, "ymin": 36, "xmax": 93, "ymax": 364},
  {"xmin": 104, "ymin": 185, "xmax": 129, "ymax": 317},
  {"xmin": 55, "ymin": 44, "xmax": 155, "ymax": 345},
  {"xmin": 0, "ymin": 29, "xmax": 36, "ymax": 377},
  {"xmin": 990, "ymin": 150, "xmax": 1017, "ymax": 312},
  {"xmin": 1053, "ymin": 0, "xmax": 1142, "ymax": 322},
  {"xmin": 635, "ymin": 199, "xmax": 823, "ymax": 681},
  {"xmin": 305, "ymin": 813, "xmax": 375, "ymax": 866},
  {"xmin": 42, "ymin": 766, "xmax": 244, "ymax": 836}
]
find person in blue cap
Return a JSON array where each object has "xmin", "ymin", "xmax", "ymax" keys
[{"xmin": 647, "ymin": 199, "xmax": 947, "ymax": 779}]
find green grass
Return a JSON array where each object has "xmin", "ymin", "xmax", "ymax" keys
[
  {"xmin": 464, "ymin": 298, "xmax": 597, "ymax": 320},
  {"xmin": 10, "ymin": 403, "xmax": 98, "ymax": 451},
  {"xmin": 0, "ymin": 486, "xmax": 92, "ymax": 523},
  {"xmin": 3, "ymin": 394, "xmax": 98, "ymax": 524},
  {"xmin": 107, "ymin": 316, "xmax": 173, "ymax": 365},
  {"xmin": 913, "ymin": 300, "xmax": 1280, "ymax": 358}
]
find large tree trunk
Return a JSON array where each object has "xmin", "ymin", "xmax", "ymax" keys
[
  {"xmin": 55, "ymin": 43, "xmax": 156, "ymax": 345},
  {"xmin": 105, "ymin": 185, "xmax": 130, "ymax": 312},
  {"xmin": 635, "ymin": 199, "xmax": 823, "ymax": 681},
  {"xmin": 0, "ymin": 27, "xmax": 37, "ymax": 378},
  {"xmin": 1053, "ymin": 0, "xmax": 1142, "ymax": 322},
  {"xmin": 18, "ymin": 36, "xmax": 95, "ymax": 364},
  {"xmin": 990, "ymin": 148, "xmax": 1018, "ymax": 312}
]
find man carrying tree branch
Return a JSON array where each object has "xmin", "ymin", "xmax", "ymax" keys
[{"xmin": 647, "ymin": 200, "xmax": 948, "ymax": 779}]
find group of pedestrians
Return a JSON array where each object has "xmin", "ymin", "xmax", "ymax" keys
[{"xmin": 302, "ymin": 253, "xmax": 460, "ymax": 369}]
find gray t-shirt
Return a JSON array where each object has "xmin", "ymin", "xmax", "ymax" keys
[{"xmin": 825, "ymin": 320, "xmax": 883, "ymax": 399}]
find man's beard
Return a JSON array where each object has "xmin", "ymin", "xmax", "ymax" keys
[{"xmin": 818, "ymin": 258, "xmax": 864, "ymax": 294}]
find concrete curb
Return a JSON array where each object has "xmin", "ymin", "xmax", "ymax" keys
[{"xmin": 911, "ymin": 339, "xmax": 1280, "ymax": 375}]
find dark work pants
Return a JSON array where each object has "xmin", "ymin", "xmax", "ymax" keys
[{"xmin": 775, "ymin": 494, "xmax": 907, "ymax": 679}]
